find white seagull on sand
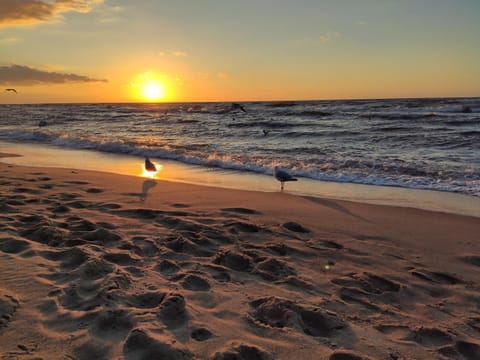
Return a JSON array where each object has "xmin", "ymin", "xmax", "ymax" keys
[
  {"xmin": 145, "ymin": 156, "xmax": 157, "ymax": 172},
  {"xmin": 274, "ymin": 166, "xmax": 298, "ymax": 191}
]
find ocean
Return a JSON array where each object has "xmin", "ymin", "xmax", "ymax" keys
[{"xmin": 0, "ymin": 97, "xmax": 479, "ymax": 197}]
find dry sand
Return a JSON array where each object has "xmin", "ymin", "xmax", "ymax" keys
[{"xmin": 1, "ymin": 159, "xmax": 479, "ymax": 360}]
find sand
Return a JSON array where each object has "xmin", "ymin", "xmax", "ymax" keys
[{"xmin": 0, "ymin": 158, "xmax": 479, "ymax": 360}]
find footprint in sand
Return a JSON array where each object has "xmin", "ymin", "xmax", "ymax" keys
[
  {"xmin": 190, "ymin": 327, "xmax": 213, "ymax": 341},
  {"xmin": 85, "ymin": 187, "xmax": 104, "ymax": 193},
  {"xmin": 409, "ymin": 268, "xmax": 463, "ymax": 285},
  {"xmin": 154, "ymin": 260, "xmax": 181, "ymax": 276},
  {"xmin": 123, "ymin": 329, "xmax": 193, "ymax": 360},
  {"xmin": 249, "ymin": 296, "xmax": 348, "ymax": 338},
  {"xmin": 225, "ymin": 221, "xmax": 261, "ymax": 234},
  {"xmin": 329, "ymin": 351, "xmax": 367, "ymax": 360},
  {"xmin": 460, "ymin": 254, "xmax": 480, "ymax": 267},
  {"xmin": 0, "ymin": 293, "xmax": 19, "ymax": 329},
  {"xmin": 332, "ymin": 273, "xmax": 401, "ymax": 295},
  {"xmin": 214, "ymin": 250, "xmax": 253, "ymax": 272},
  {"xmin": 103, "ymin": 251, "xmax": 140, "ymax": 266},
  {"xmin": 283, "ymin": 221, "xmax": 310, "ymax": 233},
  {"xmin": 127, "ymin": 292, "xmax": 165, "ymax": 309},
  {"xmin": 0, "ymin": 236, "xmax": 31, "ymax": 254},
  {"xmin": 89, "ymin": 309, "xmax": 134, "ymax": 342},
  {"xmin": 38, "ymin": 247, "xmax": 89, "ymax": 270},
  {"xmin": 221, "ymin": 207, "xmax": 261, "ymax": 215},
  {"xmin": 158, "ymin": 293, "xmax": 188, "ymax": 328},
  {"xmin": 73, "ymin": 341, "xmax": 112, "ymax": 360},
  {"xmin": 407, "ymin": 327, "xmax": 453, "ymax": 347},
  {"xmin": 213, "ymin": 343, "xmax": 272, "ymax": 360},
  {"xmin": 179, "ymin": 273, "xmax": 211, "ymax": 291},
  {"xmin": 165, "ymin": 236, "xmax": 216, "ymax": 257},
  {"xmin": 253, "ymin": 257, "xmax": 296, "ymax": 281},
  {"xmin": 438, "ymin": 340, "xmax": 480, "ymax": 360}
]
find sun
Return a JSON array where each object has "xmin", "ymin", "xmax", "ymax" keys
[
  {"xmin": 141, "ymin": 81, "xmax": 166, "ymax": 101},
  {"xmin": 131, "ymin": 72, "xmax": 174, "ymax": 102}
]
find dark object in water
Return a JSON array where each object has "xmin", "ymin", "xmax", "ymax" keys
[
  {"xmin": 38, "ymin": 120, "xmax": 47, "ymax": 127},
  {"xmin": 461, "ymin": 105, "xmax": 472, "ymax": 113},
  {"xmin": 231, "ymin": 103, "xmax": 247, "ymax": 113}
]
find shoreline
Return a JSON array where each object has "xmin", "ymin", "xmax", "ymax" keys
[{"xmin": 1, "ymin": 140, "xmax": 479, "ymax": 218}]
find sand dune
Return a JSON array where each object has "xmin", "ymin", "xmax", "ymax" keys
[{"xmin": 0, "ymin": 160, "xmax": 479, "ymax": 359}]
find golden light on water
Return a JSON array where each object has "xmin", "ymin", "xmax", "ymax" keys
[{"xmin": 139, "ymin": 163, "xmax": 162, "ymax": 179}]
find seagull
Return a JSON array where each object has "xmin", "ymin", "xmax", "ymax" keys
[
  {"xmin": 262, "ymin": 129, "xmax": 269, "ymax": 136},
  {"xmin": 145, "ymin": 156, "xmax": 157, "ymax": 172},
  {"xmin": 274, "ymin": 166, "xmax": 298, "ymax": 191},
  {"xmin": 5, "ymin": 88, "xmax": 17, "ymax": 93}
]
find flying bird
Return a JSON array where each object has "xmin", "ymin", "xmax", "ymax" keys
[
  {"xmin": 145, "ymin": 156, "xmax": 157, "ymax": 172},
  {"xmin": 5, "ymin": 88, "xmax": 17, "ymax": 93},
  {"xmin": 262, "ymin": 129, "xmax": 270, "ymax": 136},
  {"xmin": 274, "ymin": 166, "xmax": 298, "ymax": 191}
]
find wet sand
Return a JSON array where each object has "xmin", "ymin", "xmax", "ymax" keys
[{"xmin": 1, "ymin": 159, "xmax": 479, "ymax": 359}]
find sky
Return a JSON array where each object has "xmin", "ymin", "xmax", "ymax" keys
[{"xmin": 1, "ymin": 0, "xmax": 479, "ymax": 104}]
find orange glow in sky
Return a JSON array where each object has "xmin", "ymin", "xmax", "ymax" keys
[{"xmin": 0, "ymin": 1, "xmax": 479, "ymax": 104}]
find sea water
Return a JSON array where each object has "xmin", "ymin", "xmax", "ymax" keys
[{"xmin": 0, "ymin": 98, "xmax": 479, "ymax": 199}]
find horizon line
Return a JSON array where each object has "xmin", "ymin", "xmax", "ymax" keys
[{"xmin": 1, "ymin": 95, "xmax": 479, "ymax": 106}]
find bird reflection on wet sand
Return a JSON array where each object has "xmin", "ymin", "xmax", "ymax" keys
[{"xmin": 140, "ymin": 179, "xmax": 157, "ymax": 202}]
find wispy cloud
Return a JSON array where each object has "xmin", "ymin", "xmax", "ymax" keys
[
  {"xmin": 0, "ymin": 64, "xmax": 107, "ymax": 85},
  {"xmin": 156, "ymin": 50, "xmax": 188, "ymax": 58},
  {"xmin": 96, "ymin": 3, "xmax": 125, "ymax": 24},
  {"xmin": 216, "ymin": 72, "xmax": 228, "ymax": 79},
  {"xmin": 297, "ymin": 30, "xmax": 342, "ymax": 47},
  {"xmin": 0, "ymin": 37, "xmax": 20, "ymax": 44},
  {"xmin": 0, "ymin": 0, "xmax": 103, "ymax": 28},
  {"xmin": 319, "ymin": 30, "xmax": 341, "ymax": 45},
  {"xmin": 172, "ymin": 50, "xmax": 187, "ymax": 57}
]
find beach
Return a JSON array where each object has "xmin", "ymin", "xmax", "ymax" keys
[{"xmin": 1, "ymin": 155, "xmax": 479, "ymax": 360}]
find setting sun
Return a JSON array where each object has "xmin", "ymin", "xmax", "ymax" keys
[
  {"xmin": 130, "ymin": 72, "xmax": 172, "ymax": 102},
  {"xmin": 141, "ymin": 81, "xmax": 166, "ymax": 101}
]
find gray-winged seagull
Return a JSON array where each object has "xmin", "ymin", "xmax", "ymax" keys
[{"xmin": 274, "ymin": 166, "xmax": 298, "ymax": 191}]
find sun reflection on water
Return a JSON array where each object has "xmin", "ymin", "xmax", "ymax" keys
[{"xmin": 139, "ymin": 163, "xmax": 162, "ymax": 179}]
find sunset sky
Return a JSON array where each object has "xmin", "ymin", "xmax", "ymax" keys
[{"xmin": 1, "ymin": 0, "xmax": 479, "ymax": 104}]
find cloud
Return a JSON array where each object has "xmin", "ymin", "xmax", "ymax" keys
[
  {"xmin": 96, "ymin": 3, "xmax": 125, "ymax": 24},
  {"xmin": 319, "ymin": 30, "xmax": 341, "ymax": 45},
  {"xmin": 172, "ymin": 50, "xmax": 187, "ymax": 57},
  {"xmin": 0, "ymin": 0, "xmax": 103, "ymax": 28},
  {"xmin": 0, "ymin": 37, "xmax": 20, "ymax": 44},
  {"xmin": 0, "ymin": 64, "xmax": 107, "ymax": 85}
]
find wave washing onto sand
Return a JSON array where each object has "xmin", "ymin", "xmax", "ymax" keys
[{"xmin": 0, "ymin": 98, "xmax": 479, "ymax": 196}]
